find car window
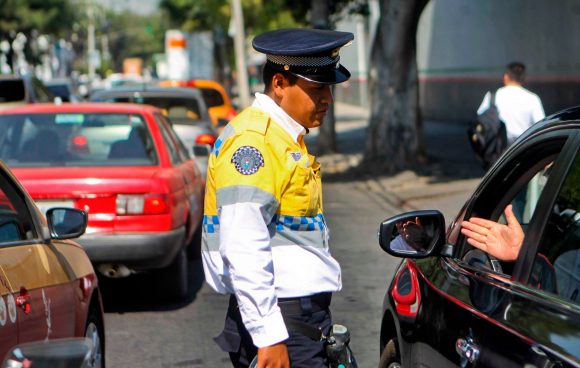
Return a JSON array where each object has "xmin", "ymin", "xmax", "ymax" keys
[
  {"xmin": 0, "ymin": 80, "xmax": 26, "ymax": 102},
  {"xmin": 458, "ymin": 138, "xmax": 566, "ymax": 275},
  {"xmin": 0, "ymin": 113, "xmax": 158, "ymax": 167},
  {"xmin": 529, "ymin": 152, "xmax": 580, "ymax": 303},
  {"xmin": 153, "ymin": 113, "xmax": 183, "ymax": 165},
  {"xmin": 200, "ymin": 88, "xmax": 224, "ymax": 108},
  {"xmin": 32, "ymin": 79, "xmax": 54, "ymax": 102},
  {"xmin": 0, "ymin": 171, "xmax": 35, "ymax": 243}
]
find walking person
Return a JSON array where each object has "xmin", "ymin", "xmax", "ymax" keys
[
  {"xmin": 201, "ymin": 28, "xmax": 354, "ymax": 368},
  {"xmin": 477, "ymin": 61, "xmax": 545, "ymax": 145}
]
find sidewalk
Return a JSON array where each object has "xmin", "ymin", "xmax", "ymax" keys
[{"xmin": 314, "ymin": 102, "xmax": 485, "ymax": 221}]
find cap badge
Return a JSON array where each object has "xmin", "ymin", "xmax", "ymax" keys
[
  {"xmin": 232, "ymin": 146, "xmax": 265, "ymax": 175},
  {"xmin": 284, "ymin": 65, "xmax": 290, "ymax": 71}
]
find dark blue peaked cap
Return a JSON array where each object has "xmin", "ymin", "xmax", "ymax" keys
[{"xmin": 252, "ymin": 28, "xmax": 354, "ymax": 84}]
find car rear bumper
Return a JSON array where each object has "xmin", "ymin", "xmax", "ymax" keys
[{"xmin": 76, "ymin": 227, "xmax": 185, "ymax": 270}]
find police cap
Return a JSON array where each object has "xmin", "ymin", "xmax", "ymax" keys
[{"xmin": 252, "ymin": 28, "xmax": 354, "ymax": 85}]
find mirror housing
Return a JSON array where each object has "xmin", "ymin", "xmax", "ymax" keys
[
  {"xmin": 378, "ymin": 210, "xmax": 446, "ymax": 258},
  {"xmin": 46, "ymin": 207, "xmax": 87, "ymax": 239},
  {"xmin": 2, "ymin": 338, "xmax": 93, "ymax": 368}
]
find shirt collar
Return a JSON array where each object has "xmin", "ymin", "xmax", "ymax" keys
[{"xmin": 252, "ymin": 92, "xmax": 305, "ymax": 143}]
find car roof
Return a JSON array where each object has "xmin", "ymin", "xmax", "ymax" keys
[
  {"xmin": 90, "ymin": 86, "xmax": 203, "ymax": 98},
  {"xmin": 0, "ymin": 102, "xmax": 160, "ymax": 115}
]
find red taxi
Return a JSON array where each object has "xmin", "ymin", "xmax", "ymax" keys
[
  {"xmin": 0, "ymin": 160, "xmax": 104, "ymax": 366},
  {"xmin": 0, "ymin": 103, "xmax": 205, "ymax": 300}
]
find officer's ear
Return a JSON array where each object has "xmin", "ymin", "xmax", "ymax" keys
[{"xmin": 271, "ymin": 73, "xmax": 287, "ymax": 99}]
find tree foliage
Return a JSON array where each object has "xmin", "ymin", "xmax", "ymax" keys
[{"xmin": 0, "ymin": 0, "xmax": 77, "ymax": 38}]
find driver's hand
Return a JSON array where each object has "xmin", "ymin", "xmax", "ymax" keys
[{"xmin": 460, "ymin": 204, "xmax": 524, "ymax": 261}]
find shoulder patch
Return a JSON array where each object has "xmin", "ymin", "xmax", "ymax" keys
[{"xmin": 231, "ymin": 146, "xmax": 265, "ymax": 175}]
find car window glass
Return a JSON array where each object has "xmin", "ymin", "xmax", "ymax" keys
[
  {"xmin": 0, "ymin": 172, "xmax": 35, "ymax": 243},
  {"xmin": 32, "ymin": 79, "xmax": 53, "ymax": 102},
  {"xmin": 458, "ymin": 139, "xmax": 565, "ymax": 275},
  {"xmin": 153, "ymin": 113, "xmax": 182, "ymax": 165},
  {"xmin": 0, "ymin": 113, "xmax": 158, "ymax": 167},
  {"xmin": 529, "ymin": 152, "xmax": 580, "ymax": 303},
  {"xmin": 0, "ymin": 80, "xmax": 26, "ymax": 102},
  {"xmin": 200, "ymin": 88, "xmax": 224, "ymax": 107}
]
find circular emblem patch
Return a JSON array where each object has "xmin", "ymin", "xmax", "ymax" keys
[
  {"xmin": 231, "ymin": 146, "xmax": 264, "ymax": 175},
  {"xmin": 7, "ymin": 294, "xmax": 16, "ymax": 324},
  {"xmin": 0, "ymin": 296, "xmax": 6, "ymax": 326}
]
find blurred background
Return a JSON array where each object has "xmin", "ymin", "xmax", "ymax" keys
[{"xmin": 1, "ymin": 0, "xmax": 579, "ymax": 120}]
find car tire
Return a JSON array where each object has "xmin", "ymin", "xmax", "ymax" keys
[
  {"xmin": 187, "ymin": 225, "xmax": 202, "ymax": 260},
  {"xmin": 378, "ymin": 338, "xmax": 401, "ymax": 368},
  {"xmin": 164, "ymin": 247, "xmax": 189, "ymax": 300},
  {"xmin": 84, "ymin": 305, "xmax": 105, "ymax": 368}
]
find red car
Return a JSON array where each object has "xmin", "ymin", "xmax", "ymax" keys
[
  {"xmin": 0, "ymin": 160, "xmax": 104, "ymax": 366},
  {"xmin": 0, "ymin": 103, "xmax": 205, "ymax": 300}
]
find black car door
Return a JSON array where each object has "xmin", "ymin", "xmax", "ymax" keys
[{"xmin": 407, "ymin": 128, "xmax": 579, "ymax": 367}]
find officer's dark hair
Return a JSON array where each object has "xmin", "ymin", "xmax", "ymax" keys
[
  {"xmin": 263, "ymin": 63, "xmax": 299, "ymax": 93},
  {"xmin": 505, "ymin": 62, "xmax": 526, "ymax": 84}
]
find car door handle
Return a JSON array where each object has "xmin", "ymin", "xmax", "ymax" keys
[
  {"xmin": 16, "ymin": 287, "xmax": 31, "ymax": 314},
  {"xmin": 456, "ymin": 336, "xmax": 480, "ymax": 367}
]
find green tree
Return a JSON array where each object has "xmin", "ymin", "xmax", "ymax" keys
[{"xmin": 0, "ymin": 0, "xmax": 77, "ymax": 37}]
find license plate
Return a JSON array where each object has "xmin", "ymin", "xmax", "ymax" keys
[{"xmin": 34, "ymin": 200, "xmax": 75, "ymax": 216}]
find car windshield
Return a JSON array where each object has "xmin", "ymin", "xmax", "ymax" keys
[
  {"xmin": 99, "ymin": 95, "xmax": 204, "ymax": 125},
  {"xmin": 0, "ymin": 112, "xmax": 158, "ymax": 167}
]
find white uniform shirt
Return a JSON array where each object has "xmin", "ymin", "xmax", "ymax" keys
[
  {"xmin": 206, "ymin": 93, "xmax": 342, "ymax": 348},
  {"xmin": 477, "ymin": 85, "xmax": 545, "ymax": 143}
]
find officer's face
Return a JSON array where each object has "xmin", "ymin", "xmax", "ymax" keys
[{"xmin": 279, "ymin": 77, "xmax": 333, "ymax": 129}]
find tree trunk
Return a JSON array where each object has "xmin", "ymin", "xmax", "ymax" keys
[
  {"xmin": 364, "ymin": 0, "xmax": 429, "ymax": 173},
  {"xmin": 311, "ymin": 0, "xmax": 337, "ymax": 155}
]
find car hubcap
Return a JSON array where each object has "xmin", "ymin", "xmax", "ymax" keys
[{"xmin": 85, "ymin": 321, "xmax": 103, "ymax": 368}]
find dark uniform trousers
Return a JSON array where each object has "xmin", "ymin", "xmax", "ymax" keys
[{"xmin": 214, "ymin": 293, "xmax": 333, "ymax": 368}]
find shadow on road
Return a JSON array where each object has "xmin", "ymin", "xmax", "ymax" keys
[{"xmin": 99, "ymin": 258, "xmax": 206, "ymax": 313}]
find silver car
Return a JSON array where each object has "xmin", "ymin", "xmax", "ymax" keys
[{"xmin": 89, "ymin": 86, "xmax": 216, "ymax": 176}]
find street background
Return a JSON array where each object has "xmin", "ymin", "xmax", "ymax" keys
[{"xmin": 101, "ymin": 102, "xmax": 484, "ymax": 367}]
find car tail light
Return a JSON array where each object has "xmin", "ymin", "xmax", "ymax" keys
[
  {"xmin": 116, "ymin": 194, "xmax": 168, "ymax": 215},
  {"xmin": 226, "ymin": 108, "xmax": 237, "ymax": 121},
  {"xmin": 391, "ymin": 261, "xmax": 421, "ymax": 318},
  {"xmin": 195, "ymin": 133, "xmax": 216, "ymax": 147}
]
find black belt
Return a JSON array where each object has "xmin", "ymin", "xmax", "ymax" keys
[{"xmin": 228, "ymin": 292, "xmax": 331, "ymax": 316}]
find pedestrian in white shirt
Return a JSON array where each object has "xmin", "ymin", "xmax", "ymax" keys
[{"xmin": 477, "ymin": 62, "xmax": 545, "ymax": 144}]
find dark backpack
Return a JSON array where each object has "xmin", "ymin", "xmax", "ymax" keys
[{"xmin": 467, "ymin": 91, "xmax": 507, "ymax": 170}]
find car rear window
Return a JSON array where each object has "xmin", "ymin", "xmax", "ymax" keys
[
  {"xmin": 0, "ymin": 113, "xmax": 158, "ymax": 167},
  {"xmin": 200, "ymin": 88, "xmax": 224, "ymax": 108},
  {"xmin": 0, "ymin": 80, "xmax": 26, "ymax": 103},
  {"xmin": 97, "ymin": 95, "xmax": 204, "ymax": 124}
]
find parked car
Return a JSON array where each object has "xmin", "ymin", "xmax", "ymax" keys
[
  {"xmin": 0, "ymin": 160, "xmax": 104, "ymax": 366},
  {"xmin": 0, "ymin": 103, "xmax": 205, "ymax": 300},
  {"xmin": 45, "ymin": 78, "xmax": 81, "ymax": 102},
  {"xmin": 377, "ymin": 106, "xmax": 580, "ymax": 367},
  {"xmin": 159, "ymin": 79, "xmax": 237, "ymax": 128},
  {"xmin": 0, "ymin": 74, "xmax": 56, "ymax": 111},
  {"xmin": 89, "ymin": 87, "xmax": 216, "ymax": 176}
]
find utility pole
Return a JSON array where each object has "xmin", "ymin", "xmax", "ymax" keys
[
  {"xmin": 87, "ymin": 0, "xmax": 96, "ymax": 82},
  {"xmin": 231, "ymin": 0, "xmax": 250, "ymax": 108}
]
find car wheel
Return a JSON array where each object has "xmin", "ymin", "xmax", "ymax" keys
[
  {"xmin": 378, "ymin": 338, "xmax": 401, "ymax": 368},
  {"xmin": 163, "ymin": 247, "xmax": 189, "ymax": 300},
  {"xmin": 187, "ymin": 225, "xmax": 202, "ymax": 260},
  {"xmin": 84, "ymin": 305, "xmax": 105, "ymax": 368}
]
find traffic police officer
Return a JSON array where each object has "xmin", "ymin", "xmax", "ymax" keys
[{"xmin": 202, "ymin": 28, "xmax": 354, "ymax": 368}]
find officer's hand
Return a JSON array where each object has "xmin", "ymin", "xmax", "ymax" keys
[{"xmin": 257, "ymin": 342, "xmax": 290, "ymax": 368}]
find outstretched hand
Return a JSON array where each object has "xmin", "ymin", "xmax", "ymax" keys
[{"xmin": 460, "ymin": 204, "xmax": 524, "ymax": 261}]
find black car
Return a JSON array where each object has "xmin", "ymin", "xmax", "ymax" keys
[{"xmin": 378, "ymin": 106, "xmax": 580, "ymax": 367}]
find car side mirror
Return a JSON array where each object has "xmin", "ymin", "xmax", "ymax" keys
[
  {"xmin": 46, "ymin": 207, "xmax": 87, "ymax": 239},
  {"xmin": 378, "ymin": 210, "xmax": 446, "ymax": 258},
  {"xmin": 192, "ymin": 143, "xmax": 211, "ymax": 157},
  {"xmin": 2, "ymin": 337, "xmax": 93, "ymax": 368}
]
